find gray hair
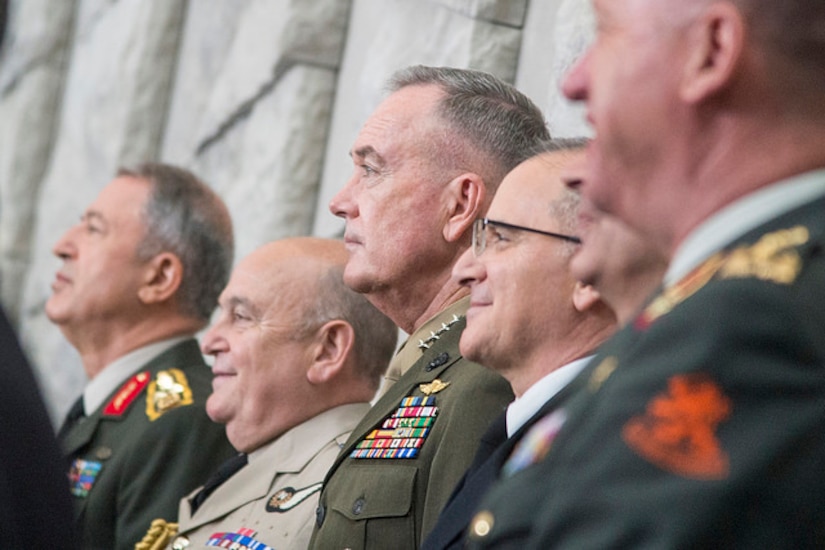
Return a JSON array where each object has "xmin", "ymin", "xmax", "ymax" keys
[
  {"xmin": 530, "ymin": 138, "xmax": 588, "ymax": 257},
  {"xmin": 388, "ymin": 65, "xmax": 550, "ymax": 190},
  {"xmin": 299, "ymin": 265, "xmax": 397, "ymax": 390},
  {"xmin": 118, "ymin": 163, "xmax": 234, "ymax": 324}
]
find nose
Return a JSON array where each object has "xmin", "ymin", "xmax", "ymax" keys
[
  {"xmin": 200, "ymin": 318, "xmax": 229, "ymax": 356},
  {"xmin": 52, "ymin": 226, "xmax": 79, "ymax": 261},
  {"xmin": 452, "ymin": 247, "xmax": 486, "ymax": 290},
  {"xmin": 561, "ymin": 47, "xmax": 592, "ymax": 102},
  {"xmin": 329, "ymin": 174, "xmax": 358, "ymax": 220}
]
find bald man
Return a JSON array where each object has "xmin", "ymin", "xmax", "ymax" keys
[{"xmin": 137, "ymin": 238, "xmax": 398, "ymax": 550}]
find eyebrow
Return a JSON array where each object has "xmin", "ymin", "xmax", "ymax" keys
[
  {"xmin": 350, "ymin": 145, "xmax": 387, "ymax": 167},
  {"xmin": 224, "ymin": 295, "xmax": 262, "ymax": 317},
  {"xmin": 82, "ymin": 210, "xmax": 109, "ymax": 229}
]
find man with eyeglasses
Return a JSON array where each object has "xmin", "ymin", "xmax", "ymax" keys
[{"xmin": 422, "ymin": 139, "xmax": 617, "ymax": 550}]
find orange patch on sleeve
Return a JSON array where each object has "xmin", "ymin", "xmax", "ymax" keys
[{"xmin": 622, "ymin": 373, "xmax": 731, "ymax": 480}]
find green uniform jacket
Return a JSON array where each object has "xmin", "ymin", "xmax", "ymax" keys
[
  {"xmin": 310, "ymin": 316, "xmax": 514, "ymax": 550},
  {"xmin": 468, "ymin": 195, "xmax": 825, "ymax": 549},
  {"xmin": 62, "ymin": 339, "xmax": 235, "ymax": 550}
]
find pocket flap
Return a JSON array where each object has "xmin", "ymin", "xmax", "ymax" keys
[{"xmin": 328, "ymin": 464, "xmax": 417, "ymax": 520}]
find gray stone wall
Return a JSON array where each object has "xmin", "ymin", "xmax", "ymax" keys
[{"xmin": 0, "ymin": 0, "xmax": 593, "ymax": 423}]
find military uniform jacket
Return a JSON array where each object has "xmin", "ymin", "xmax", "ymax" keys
[
  {"xmin": 62, "ymin": 339, "xmax": 235, "ymax": 550},
  {"xmin": 310, "ymin": 315, "xmax": 514, "ymax": 550},
  {"xmin": 468, "ymin": 195, "xmax": 825, "ymax": 549},
  {"xmin": 168, "ymin": 402, "xmax": 370, "ymax": 550}
]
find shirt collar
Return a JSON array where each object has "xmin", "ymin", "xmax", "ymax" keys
[
  {"xmin": 506, "ymin": 355, "xmax": 593, "ymax": 437},
  {"xmin": 666, "ymin": 169, "xmax": 825, "ymax": 286}
]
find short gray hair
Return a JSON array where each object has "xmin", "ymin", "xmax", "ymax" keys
[
  {"xmin": 118, "ymin": 163, "xmax": 234, "ymax": 324},
  {"xmin": 299, "ymin": 265, "xmax": 397, "ymax": 390},
  {"xmin": 531, "ymin": 138, "xmax": 589, "ymax": 257},
  {"xmin": 388, "ymin": 65, "xmax": 550, "ymax": 191}
]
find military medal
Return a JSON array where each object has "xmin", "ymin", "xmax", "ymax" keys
[
  {"xmin": 206, "ymin": 528, "xmax": 273, "ymax": 550},
  {"xmin": 69, "ymin": 458, "xmax": 102, "ymax": 498},
  {"xmin": 351, "ymin": 396, "xmax": 440, "ymax": 459}
]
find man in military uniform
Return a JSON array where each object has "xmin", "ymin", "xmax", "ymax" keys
[
  {"xmin": 48, "ymin": 163, "xmax": 236, "ymax": 550},
  {"xmin": 135, "ymin": 237, "xmax": 398, "ymax": 550},
  {"xmin": 309, "ymin": 66, "xmax": 549, "ymax": 550},
  {"xmin": 467, "ymin": 0, "xmax": 825, "ymax": 547}
]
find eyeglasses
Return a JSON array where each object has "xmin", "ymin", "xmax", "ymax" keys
[{"xmin": 472, "ymin": 218, "xmax": 581, "ymax": 257}]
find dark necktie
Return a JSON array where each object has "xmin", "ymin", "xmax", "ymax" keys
[
  {"xmin": 190, "ymin": 453, "xmax": 248, "ymax": 514},
  {"xmin": 57, "ymin": 396, "xmax": 85, "ymax": 441}
]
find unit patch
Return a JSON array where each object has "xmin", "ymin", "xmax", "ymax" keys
[
  {"xmin": 103, "ymin": 371, "xmax": 150, "ymax": 417},
  {"xmin": 265, "ymin": 482, "xmax": 323, "ymax": 512},
  {"xmin": 350, "ymin": 396, "xmax": 439, "ymax": 459},
  {"xmin": 622, "ymin": 373, "xmax": 731, "ymax": 480},
  {"xmin": 206, "ymin": 528, "xmax": 273, "ymax": 550},
  {"xmin": 146, "ymin": 369, "xmax": 193, "ymax": 421},
  {"xmin": 69, "ymin": 458, "xmax": 102, "ymax": 498}
]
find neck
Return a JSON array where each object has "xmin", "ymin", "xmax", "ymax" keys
[
  {"xmin": 504, "ymin": 318, "xmax": 616, "ymax": 398},
  {"xmin": 368, "ymin": 274, "xmax": 469, "ymax": 334},
  {"xmin": 653, "ymin": 106, "xmax": 825, "ymax": 258},
  {"xmin": 63, "ymin": 315, "xmax": 200, "ymax": 379}
]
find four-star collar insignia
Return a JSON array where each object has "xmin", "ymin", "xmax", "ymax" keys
[
  {"xmin": 265, "ymin": 482, "xmax": 323, "ymax": 512},
  {"xmin": 418, "ymin": 314, "xmax": 462, "ymax": 350}
]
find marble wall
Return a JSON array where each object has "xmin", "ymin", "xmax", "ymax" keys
[{"xmin": 0, "ymin": 0, "xmax": 594, "ymax": 422}]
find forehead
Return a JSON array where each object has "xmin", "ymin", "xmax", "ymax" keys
[
  {"xmin": 488, "ymin": 153, "xmax": 571, "ymax": 221},
  {"xmin": 352, "ymin": 85, "xmax": 444, "ymax": 160},
  {"xmin": 88, "ymin": 176, "xmax": 151, "ymax": 228}
]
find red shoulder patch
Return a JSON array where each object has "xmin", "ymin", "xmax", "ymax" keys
[
  {"xmin": 622, "ymin": 373, "xmax": 731, "ymax": 479},
  {"xmin": 103, "ymin": 371, "xmax": 150, "ymax": 417}
]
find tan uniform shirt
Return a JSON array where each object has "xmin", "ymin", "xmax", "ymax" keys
[{"xmin": 168, "ymin": 403, "xmax": 370, "ymax": 550}]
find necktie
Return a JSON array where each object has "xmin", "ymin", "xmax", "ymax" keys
[
  {"xmin": 57, "ymin": 396, "xmax": 85, "ymax": 440},
  {"xmin": 189, "ymin": 453, "xmax": 248, "ymax": 514}
]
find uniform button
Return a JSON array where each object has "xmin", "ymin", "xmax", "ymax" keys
[
  {"xmin": 171, "ymin": 535, "xmax": 190, "ymax": 549},
  {"xmin": 315, "ymin": 504, "xmax": 326, "ymax": 527},
  {"xmin": 95, "ymin": 446, "xmax": 112, "ymax": 460},
  {"xmin": 352, "ymin": 497, "xmax": 365, "ymax": 515},
  {"xmin": 470, "ymin": 510, "xmax": 494, "ymax": 539}
]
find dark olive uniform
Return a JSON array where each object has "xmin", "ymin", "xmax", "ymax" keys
[
  {"xmin": 61, "ymin": 339, "xmax": 235, "ymax": 550},
  {"xmin": 468, "ymin": 194, "xmax": 825, "ymax": 549},
  {"xmin": 310, "ymin": 314, "xmax": 514, "ymax": 550}
]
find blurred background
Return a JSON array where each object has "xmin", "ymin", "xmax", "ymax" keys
[{"xmin": 0, "ymin": 0, "xmax": 593, "ymax": 423}]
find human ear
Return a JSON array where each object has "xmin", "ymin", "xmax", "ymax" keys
[
  {"xmin": 442, "ymin": 173, "xmax": 485, "ymax": 243},
  {"xmin": 680, "ymin": 2, "xmax": 745, "ymax": 103},
  {"xmin": 306, "ymin": 320, "xmax": 354, "ymax": 384},
  {"xmin": 572, "ymin": 281, "xmax": 602, "ymax": 313},
  {"xmin": 137, "ymin": 253, "xmax": 183, "ymax": 304}
]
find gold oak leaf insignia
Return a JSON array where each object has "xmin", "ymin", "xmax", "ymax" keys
[{"xmin": 420, "ymin": 379, "xmax": 450, "ymax": 395}]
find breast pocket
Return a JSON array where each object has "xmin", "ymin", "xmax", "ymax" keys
[{"xmin": 326, "ymin": 464, "xmax": 418, "ymax": 549}]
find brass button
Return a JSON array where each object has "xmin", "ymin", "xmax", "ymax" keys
[{"xmin": 470, "ymin": 510, "xmax": 494, "ymax": 539}]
